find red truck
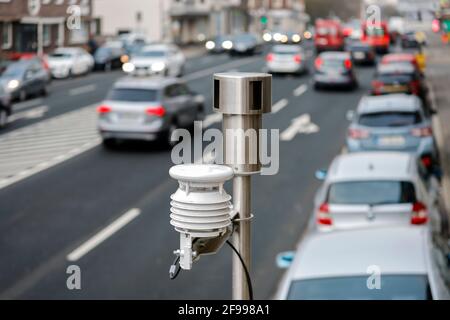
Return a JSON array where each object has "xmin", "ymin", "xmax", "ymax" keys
[
  {"xmin": 361, "ymin": 21, "xmax": 390, "ymax": 54},
  {"xmin": 314, "ymin": 19, "xmax": 345, "ymax": 53}
]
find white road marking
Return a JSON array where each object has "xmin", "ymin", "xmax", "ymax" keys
[
  {"xmin": 7, "ymin": 106, "xmax": 49, "ymax": 123},
  {"xmin": 69, "ymin": 84, "xmax": 97, "ymax": 96},
  {"xmin": 66, "ymin": 208, "xmax": 141, "ymax": 262},
  {"xmin": 183, "ymin": 57, "xmax": 259, "ymax": 82},
  {"xmin": 202, "ymin": 113, "xmax": 222, "ymax": 128},
  {"xmin": 13, "ymin": 98, "xmax": 44, "ymax": 111},
  {"xmin": 272, "ymin": 99, "xmax": 289, "ymax": 113},
  {"xmin": 281, "ymin": 113, "xmax": 320, "ymax": 141},
  {"xmin": 293, "ymin": 84, "xmax": 308, "ymax": 97}
]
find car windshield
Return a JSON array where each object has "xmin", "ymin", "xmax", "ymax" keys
[
  {"xmin": 366, "ymin": 27, "xmax": 385, "ymax": 36},
  {"xmin": 234, "ymin": 34, "xmax": 255, "ymax": 42},
  {"xmin": 138, "ymin": 50, "xmax": 166, "ymax": 57},
  {"xmin": 327, "ymin": 180, "xmax": 416, "ymax": 205},
  {"xmin": 358, "ymin": 111, "xmax": 422, "ymax": 127},
  {"xmin": 50, "ymin": 52, "xmax": 73, "ymax": 58},
  {"xmin": 2, "ymin": 64, "xmax": 26, "ymax": 77},
  {"xmin": 95, "ymin": 48, "xmax": 112, "ymax": 57},
  {"xmin": 273, "ymin": 46, "xmax": 300, "ymax": 54},
  {"xmin": 317, "ymin": 27, "xmax": 337, "ymax": 36},
  {"xmin": 108, "ymin": 88, "xmax": 158, "ymax": 102},
  {"xmin": 287, "ymin": 275, "xmax": 431, "ymax": 300}
]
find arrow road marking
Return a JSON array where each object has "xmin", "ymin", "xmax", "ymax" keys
[{"xmin": 281, "ymin": 113, "xmax": 320, "ymax": 141}]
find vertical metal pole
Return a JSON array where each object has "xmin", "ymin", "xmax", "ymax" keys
[{"xmin": 232, "ymin": 175, "xmax": 251, "ymax": 300}]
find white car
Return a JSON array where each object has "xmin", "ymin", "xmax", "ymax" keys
[
  {"xmin": 47, "ymin": 47, "xmax": 94, "ymax": 79},
  {"xmin": 123, "ymin": 44, "xmax": 185, "ymax": 77},
  {"xmin": 266, "ymin": 45, "xmax": 308, "ymax": 75},
  {"xmin": 313, "ymin": 152, "xmax": 441, "ymax": 232},
  {"xmin": 275, "ymin": 226, "xmax": 450, "ymax": 300}
]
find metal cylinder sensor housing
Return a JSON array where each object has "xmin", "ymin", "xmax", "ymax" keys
[{"xmin": 213, "ymin": 72, "xmax": 272, "ymax": 174}]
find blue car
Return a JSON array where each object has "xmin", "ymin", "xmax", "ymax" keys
[{"xmin": 346, "ymin": 94, "xmax": 437, "ymax": 171}]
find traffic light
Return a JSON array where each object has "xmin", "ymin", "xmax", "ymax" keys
[{"xmin": 260, "ymin": 15, "xmax": 268, "ymax": 25}]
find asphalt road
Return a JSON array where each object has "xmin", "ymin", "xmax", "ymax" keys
[{"xmin": 0, "ymin": 43, "xmax": 376, "ymax": 299}]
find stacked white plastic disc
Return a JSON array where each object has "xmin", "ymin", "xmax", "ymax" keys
[{"xmin": 169, "ymin": 164, "xmax": 234, "ymax": 238}]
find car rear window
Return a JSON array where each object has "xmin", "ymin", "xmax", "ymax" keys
[
  {"xmin": 376, "ymin": 73, "xmax": 414, "ymax": 83},
  {"xmin": 327, "ymin": 181, "xmax": 416, "ymax": 205},
  {"xmin": 287, "ymin": 275, "xmax": 431, "ymax": 300},
  {"xmin": 317, "ymin": 27, "xmax": 338, "ymax": 36},
  {"xmin": 358, "ymin": 111, "xmax": 422, "ymax": 127},
  {"xmin": 108, "ymin": 88, "xmax": 158, "ymax": 102},
  {"xmin": 365, "ymin": 27, "xmax": 386, "ymax": 36},
  {"xmin": 138, "ymin": 50, "xmax": 166, "ymax": 57},
  {"xmin": 322, "ymin": 59, "xmax": 346, "ymax": 69}
]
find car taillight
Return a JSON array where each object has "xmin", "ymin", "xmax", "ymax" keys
[
  {"xmin": 344, "ymin": 59, "xmax": 352, "ymax": 69},
  {"xmin": 146, "ymin": 105, "xmax": 166, "ymax": 117},
  {"xmin": 266, "ymin": 53, "xmax": 274, "ymax": 62},
  {"xmin": 411, "ymin": 126, "xmax": 432, "ymax": 137},
  {"xmin": 411, "ymin": 202, "xmax": 428, "ymax": 225},
  {"xmin": 371, "ymin": 80, "xmax": 383, "ymax": 95},
  {"xmin": 348, "ymin": 128, "xmax": 369, "ymax": 139},
  {"xmin": 316, "ymin": 203, "xmax": 333, "ymax": 225},
  {"xmin": 314, "ymin": 57, "xmax": 323, "ymax": 69},
  {"xmin": 420, "ymin": 155, "xmax": 433, "ymax": 168},
  {"xmin": 293, "ymin": 54, "xmax": 301, "ymax": 63},
  {"xmin": 97, "ymin": 105, "xmax": 111, "ymax": 114},
  {"xmin": 409, "ymin": 80, "xmax": 420, "ymax": 95}
]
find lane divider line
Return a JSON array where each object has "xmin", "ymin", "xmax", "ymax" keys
[
  {"xmin": 293, "ymin": 84, "xmax": 308, "ymax": 97},
  {"xmin": 69, "ymin": 84, "xmax": 97, "ymax": 96},
  {"xmin": 272, "ymin": 99, "xmax": 289, "ymax": 114},
  {"xmin": 66, "ymin": 208, "xmax": 141, "ymax": 262}
]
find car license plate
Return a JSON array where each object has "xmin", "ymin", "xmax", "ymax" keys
[
  {"xmin": 378, "ymin": 136, "xmax": 406, "ymax": 146},
  {"xmin": 353, "ymin": 52, "xmax": 365, "ymax": 59},
  {"xmin": 120, "ymin": 113, "xmax": 141, "ymax": 121},
  {"xmin": 382, "ymin": 85, "xmax": 407, "ymax": 93}
]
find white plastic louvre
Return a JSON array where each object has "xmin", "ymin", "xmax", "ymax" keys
[{"xmin": 169, "ymin": 164, "xmax": 234, "ymax": 269}]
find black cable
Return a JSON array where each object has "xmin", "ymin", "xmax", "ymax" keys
[
  {"xmin": 169, "ymin": 256, "xmax": 181, "ymax": 280},
  {"xmin": 226, "ymin": 240, "xmax": 254, "ymax": 300}
]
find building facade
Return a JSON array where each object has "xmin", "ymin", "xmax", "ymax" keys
[
  {"xmin": 0, "ymin": 0, "xmax": 94, "ymax": 58},
  {"xmin": 248, "ymin": 0, "xmax": 308, "ymax": 34}
]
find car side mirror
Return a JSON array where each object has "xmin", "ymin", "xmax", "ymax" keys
[
  {"xmin": 346, "ymin": 110, "xmax": 355, "ymax": 121},
  {"xmin": 276, "ymin": 251, "xmax": 295, "ymax": 269},
  {"xmin": 315, "ymin": 169, "xmax": 327, "ymax": 181}
]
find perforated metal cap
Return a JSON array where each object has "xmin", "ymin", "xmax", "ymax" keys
[{"xmin": 213, "ymin": 72, "xmax": 272, "ymax": 115}]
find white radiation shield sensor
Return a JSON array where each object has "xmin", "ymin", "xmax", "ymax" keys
[{"xmin": 169, "ymin": 164, "xmax": 234, "ymax": 270}]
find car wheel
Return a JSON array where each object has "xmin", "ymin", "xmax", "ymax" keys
[
  {"xmin": 19, "ymin": 89, "xmax": 27, "ymax": 102},
  {"xmin": 0, "ymin": 109, "xmax": 8, "ymax": 128},
  {"xmin": 102, "ymin": 138, "xmax": 117, "ymax": 149},
  {"xmin": 195, "ymin": 105, "xmax": 205, "ymax": 121},
  {"xmin": 41, "ymin": 86, "xmax": 48, "ymax": 97},
  {"xmin": 105, "ymin": 62, "xmax": 112, "ymax": 72},
  {"xmin": 314, "ymin": 82, "xmax": 321, "ymax": 91},
  {"xmin": 177, "ymin": 65, "xmax": 185, "ymax": 77}
]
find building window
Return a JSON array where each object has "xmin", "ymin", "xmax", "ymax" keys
[
  {"xmin": 69, "ymin": 21, "xmax": 89, "ymax": 44},
  {"xmin": 43, "ymin": 24, "xmax": 51, "ymax": 47},
  {"xmin": 2, "ymin": 22, "xmax": 13, "ymax": 50},
  {"xmin": 272, "ymin": 0, "xmax": 284, "ymax": 9}
]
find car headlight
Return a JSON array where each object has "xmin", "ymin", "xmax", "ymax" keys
[
  {"xmin": 122, "ymin": 62, "xmax": 135, "ymax": 73},
  {"xmin": 273, "ymin": 33, "xmax": 283, "ymax": 42},
  {"xmin": 222, "ymin": 40, "xmax": 233, "ymax": 50},
  {"xmin": 7, "ymin": 79, "xmax": 20, "ymax": 91},
  {"xmin": 263, "ymin": 33, "xmax": 272, "ymax": 42},
  {"xmin": 281, "ymin": 35, "xmax": 289, "ymax": 43},
  {"xmin": 292, "ymin": 34, "xmax": 301, "ymax": 43},
  {"xmin": 205, "ymin": 41, "xmax": 215, "ymax": 50},
  {"xmin": 151, "ymin": 62, "xmax": 166, "ymax": 72}
]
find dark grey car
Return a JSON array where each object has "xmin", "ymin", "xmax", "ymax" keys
[
  {"xmin": 0, "ymin": 85, "xmax": 12, "ymax": 128},
  {"xmin": 97, "ymin": 77, "xmax": 205, "ymax": 147},
  {"xmin": 0, "ymin": 60, "xmax": 48, "ymax": 101}
]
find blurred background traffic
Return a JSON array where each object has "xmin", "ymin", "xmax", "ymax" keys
[{"xmin": 1, "ymin": 0, "xmax": 450, "ymax": 299}]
